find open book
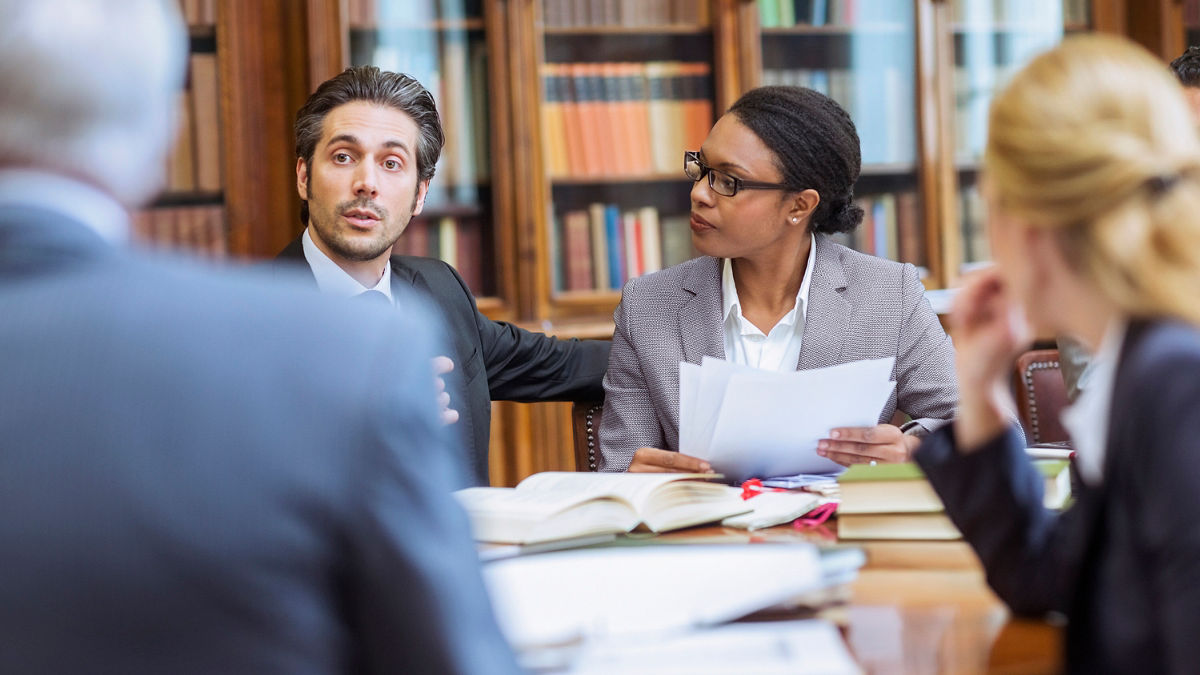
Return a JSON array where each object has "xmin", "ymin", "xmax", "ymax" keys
[{"xmin": 454, "ymin": 472, "xmax": 751, "ymax": 544}]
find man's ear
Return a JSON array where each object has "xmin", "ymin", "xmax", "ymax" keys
[
  {"xmin": 296, "ymin": 157, "xmax": 309, "ymax": 200},
  {"xmin": 413, "ymin": 179, "xmax": 430, "ymax": 216},
  {"xmin": 787, "ymin": 188, "xmax": 820, "ymax": 227}
]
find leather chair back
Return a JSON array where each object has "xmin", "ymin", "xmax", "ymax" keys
[{"xmin": 1011, "ymin": 349, "xmax": 1071, "ymax": 444}]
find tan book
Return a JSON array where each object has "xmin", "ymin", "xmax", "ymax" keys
[
  {"xmin": 838, "ymin": 512, "xmax": 961, "ymax": 541},
  {"xmin": 588, "ymin": 202, "xmax": 610, "ymax": 290},
  {"xmin": 454, "ymin": 472, "xmax": 748, "ymax": 544},
  {"xmin": 166, "ymin": 90, "xmax": 196, "ymax": 192},
  {"xmin": 189, "ymin": 52, "xmax": 222, "ymax": 192}
]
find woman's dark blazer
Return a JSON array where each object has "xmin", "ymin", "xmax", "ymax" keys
[{"xmin": 917, "ymin": 319, "xmax": 1200, "ymax": 674}]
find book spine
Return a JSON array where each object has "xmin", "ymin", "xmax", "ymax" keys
[
  {"xmin": 604, "ymin": 203, "xmax": 624, "ymax": 288},
  {"xmin": 588, "ymin": 202, "xmax": 610, "ymax": 290}
]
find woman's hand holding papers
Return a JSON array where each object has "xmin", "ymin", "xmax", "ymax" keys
[
  {"xmin": 816, "ymin": 424, "xmax": 921, "ymax": 465},
  {"xmin": 627, "ymin": 447, "xmax": 714, "ymax": 473}
]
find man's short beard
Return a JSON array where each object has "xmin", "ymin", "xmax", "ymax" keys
[{"xmin": 307, "ymin": 184, "xmax": 421, "ymax": 263}]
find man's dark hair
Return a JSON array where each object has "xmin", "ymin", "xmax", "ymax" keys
[
  {"xmin": 1170, "ymin": 46, "xmax": 1200, "ymax": 87},
  {"xmin": 294, "ymin": 66, "xmax": 445, "ymax": 224},
  {"xmin": 726, "ymin": 86, "xmax": 863, "ymax": 235}
]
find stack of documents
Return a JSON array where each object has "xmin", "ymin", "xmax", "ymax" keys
[
  {"xmin": 680, "ymin": 357, "xmax": 897, "ymax": 481},
  {"xmin": 484, "ymin": 545, "xmax": 823, "ymax": 650}
]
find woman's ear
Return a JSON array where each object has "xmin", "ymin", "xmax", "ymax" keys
[{"xmin": 787, "ymin": 188, "xmax": 820, "ymax": 226}]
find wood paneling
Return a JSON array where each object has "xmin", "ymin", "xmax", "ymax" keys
[{"xmin": 219, "ymin": 0, "xmax": 311, "ymax": 258}]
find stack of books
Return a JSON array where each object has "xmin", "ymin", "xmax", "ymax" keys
[{"xmin": 837, "ymin": 459, "xmax": 1071, "ymax": 540}]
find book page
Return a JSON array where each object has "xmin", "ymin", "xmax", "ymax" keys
[{"xmin": 515, "ymin": 472, "xmax": 716, "ymax": 514}]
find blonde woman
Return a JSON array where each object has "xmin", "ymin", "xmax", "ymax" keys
[{"xmin": 918, "ymin": 35, "xmax": 1200, "ymax": 671}]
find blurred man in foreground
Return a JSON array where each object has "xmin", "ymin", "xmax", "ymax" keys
[{"xmin": 0, "ymin": 1, "xmax": 518, "ymax": 672}]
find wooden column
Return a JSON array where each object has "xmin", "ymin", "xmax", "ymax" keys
[
  {"xmin": 1126, "ymin": 0, "xmax": 1185, "ymax": 61},
  {"xmin": 219, "ymin": 0, "xmax": 313, "ymax": 258}
]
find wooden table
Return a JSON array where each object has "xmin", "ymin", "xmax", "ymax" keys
[{"xmin": 653, "ymin": 524, "xmax": 1063, "ymax": 675}]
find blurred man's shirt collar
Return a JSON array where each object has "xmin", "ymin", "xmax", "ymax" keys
[{"xmin": 0, "ymin": 169, "xmax": 129, "ymax": 244}]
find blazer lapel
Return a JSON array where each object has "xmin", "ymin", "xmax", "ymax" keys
[
  {"xmin": 679, "ymin": 256, "xmax": 726, "ymax": 364},
  {"xmin": 797, "ymin": 236, "xmax": 851, "ymax": 370}
]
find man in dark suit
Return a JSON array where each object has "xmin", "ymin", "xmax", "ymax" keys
[
  {"xmin": 0, "ymin": 1, "xmax": 519, "ymax": 672},
  {"xmin": 276, "ymin": 66, "xmax": 609, "ymax": 486}
]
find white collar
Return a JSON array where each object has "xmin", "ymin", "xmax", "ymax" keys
[
  {"xmin": 301, "ymin": 227, "xmax": 393, "ymax": 301},
  {"xmin": 0, "ymin": 169, "xmax": 129, "ymax": 244},
  {"xmin": 1060, "ymin": 318, "xmax": 1127, "ymax": 487},
  {"xmin": 722, "ymin": 233, "xmax": 816, "ymax": 329}
]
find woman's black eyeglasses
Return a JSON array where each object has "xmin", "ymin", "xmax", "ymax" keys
[{"xmin": 684, "ymin": 150, "xmax": 791, "ymax": 197}]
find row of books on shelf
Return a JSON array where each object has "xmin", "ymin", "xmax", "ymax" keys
[
  {"xmin": 551, "ymin": 204, "xmax": 693, "ymax": 293},
  {"xmin": 131, "ymin": 205, "xmax": 226, "ymax": 259},
  {"xmin": 950, "ymin": 0, "xmax": 1072, "ymax": 28},
  {"xmin": 758, "ymin": 0, "xmax": 909, "ymax": 29},
  {"xmin": 391, "ymin": 216, "xmax": 487, "ymax": 295},
  {"xmin": 166, "ymin": 53, "xmax": 223, "ymax": 194},
  {"xmin": 761, "ymin": 66, "xmax": 915, "ymax": 165},
  {"xmin": 365, "ymin": 36, "xmax": 490, "ymax": 190},
  {"xmin": 541, "ymin": 0, "xmax": 710, "ymax": 28},
  {"xmin": 828, "ymin": 191, "xmax": 923, "ymax": 267},
  {"xmin": 346, "ymin": 0, "xmax": 483, "ymax": 28},
  {"xmin": 176, "ymin": 0, "xmax": 216, "ymax": 26},
  {"xmin": 541, "ymin": 61, "xmax": 713, "ymax": 178}
]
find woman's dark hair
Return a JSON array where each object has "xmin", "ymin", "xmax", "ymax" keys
[
  {"xmin": 1170, "ymin": 46, "xmax": 1200, "ymax": 87},
  {"xmin": 726, "ymin": 86, "xmax": 863, "ymax": 234}
]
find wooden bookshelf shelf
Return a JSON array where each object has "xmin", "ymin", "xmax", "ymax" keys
[
  {"xmin": 951, "ymin": 23, "xmax": 1066, "ymax": 34},
  {"xmin": 860, "ymin": 162, "xmax": 919, "ymax": 177},
  {"xmin": 550, "ymin": 173, "xmax": 688, "ymax": 186},
  {"xmin": 154, "ymin": 190, "xmax": 225, "ymax": 207},
  {"xmin": 349, "ymin": 18, "xmax": 485, "ymax": 32},
  {"xmin": 760, "ymin": 23, "xmax": 907, "ymax": 36},
  {"xmin": 515, "ymin": 316, "xmax": 616, "ymax": 340},
  {"xmin": 551, "ymin": 289, "xmax": 622, "ymax": 307},
  {"xmin": 541, "ymin": 24, "xmax": 709, "ymax": 36}
]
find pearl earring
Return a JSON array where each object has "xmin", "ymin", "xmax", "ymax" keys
[{"xmin": 792, "ymin": 217, "xmax": 798, "ymax": 223}]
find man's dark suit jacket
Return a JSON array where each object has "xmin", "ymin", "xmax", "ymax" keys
[
  {"xmin": 278, "ymin": 235, "xmax": 610, "ymax": 486},
  {"xmin": 916, "ymin": 320, "xmax": 1200, "ymax": 674},
  {"xmin": 0, "ymin": 210, "xmax": 520, "ymax": 674}
]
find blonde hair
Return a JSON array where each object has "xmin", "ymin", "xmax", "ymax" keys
[{"xmin": 985, "ymin": 34, "xmax": 1200, "ymax": 326}]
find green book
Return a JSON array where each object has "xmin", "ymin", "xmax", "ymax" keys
[
  {"xmin": 838, "ymin": 460, "xmax": 1071, "ymax": 514},
  {"xmin": 759, "ymin": 0, "xmax": 780, "ymax": 28}
]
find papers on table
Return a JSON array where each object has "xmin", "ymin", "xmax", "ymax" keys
[
  {"xmin": 482, "ymin": 545, "xmax": 824, "ymax": 650},
  {"xmin": 565, "ymin": 619, "xmax": 862, "ymax": 674},
  {"xmin": 680, "ymin": 357, "xmax": 897, "ymax": 481}
]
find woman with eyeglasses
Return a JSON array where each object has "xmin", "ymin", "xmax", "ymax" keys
[{"xmin": 597, "ymin": 86, "xmax": 958, "ymax": 473}]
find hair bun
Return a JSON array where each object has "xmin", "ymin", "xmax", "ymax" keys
[{"xmin": 827, "ymin": 199, "xmax": 864, "ymax": 233}]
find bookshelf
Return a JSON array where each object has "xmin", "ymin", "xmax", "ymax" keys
[
  {"xmin": 950, "ymin": 0, "xmax": 1085, "ymax": 276},
  {"xmin": 750, "ymin": 0, "xmax": 930, "ymax": 279},
  {"xmin": 1186, "ymin": 0, "xmax": 1200, "ymax": 49},
  {"xmin": 342, "ymin": 0, "xmax": 514, "ymax": 316},
  {"xmin": 134, "ymin": 0, "xmax": 227, "ymax": 259},
  {"xmin": 521, "ymin": 0, "xmax": 728, "ymax": 325}
]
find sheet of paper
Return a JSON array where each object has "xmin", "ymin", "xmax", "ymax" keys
[
  {"xmin": 482, "ymin": 544, "xmax": 823, "ymax": 650},
  {"xmin": 565, "ymin": 619, "xmax": 862, "ymax": 674},
  {"xmin": 684, "ymin": 358, "xmax": 896, "ymax": 481}
]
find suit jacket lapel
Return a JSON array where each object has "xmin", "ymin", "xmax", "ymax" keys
[
  {"xmin": 679, "ymin": 256, "xmax": 725, "ymax": 364},
  {"xmin": 797, "ymin": 236, "xmax": 851, "ymax": 370}
]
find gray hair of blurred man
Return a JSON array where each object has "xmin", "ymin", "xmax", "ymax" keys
[{"xmin": 0, "ymin": 0, "xmax": 187, "ymax": 207}]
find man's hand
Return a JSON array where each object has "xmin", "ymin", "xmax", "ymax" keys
[
  {"xmin": 817, "ymin": 424, "xmax": 921, "ymax": 466},
  {"xmin": 432, "ymin": 356, "xmax": 459, "ymax": 425},
  {"xmin": 627, "ymin": 447, "xmax": 713, "ymax": 473}
]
